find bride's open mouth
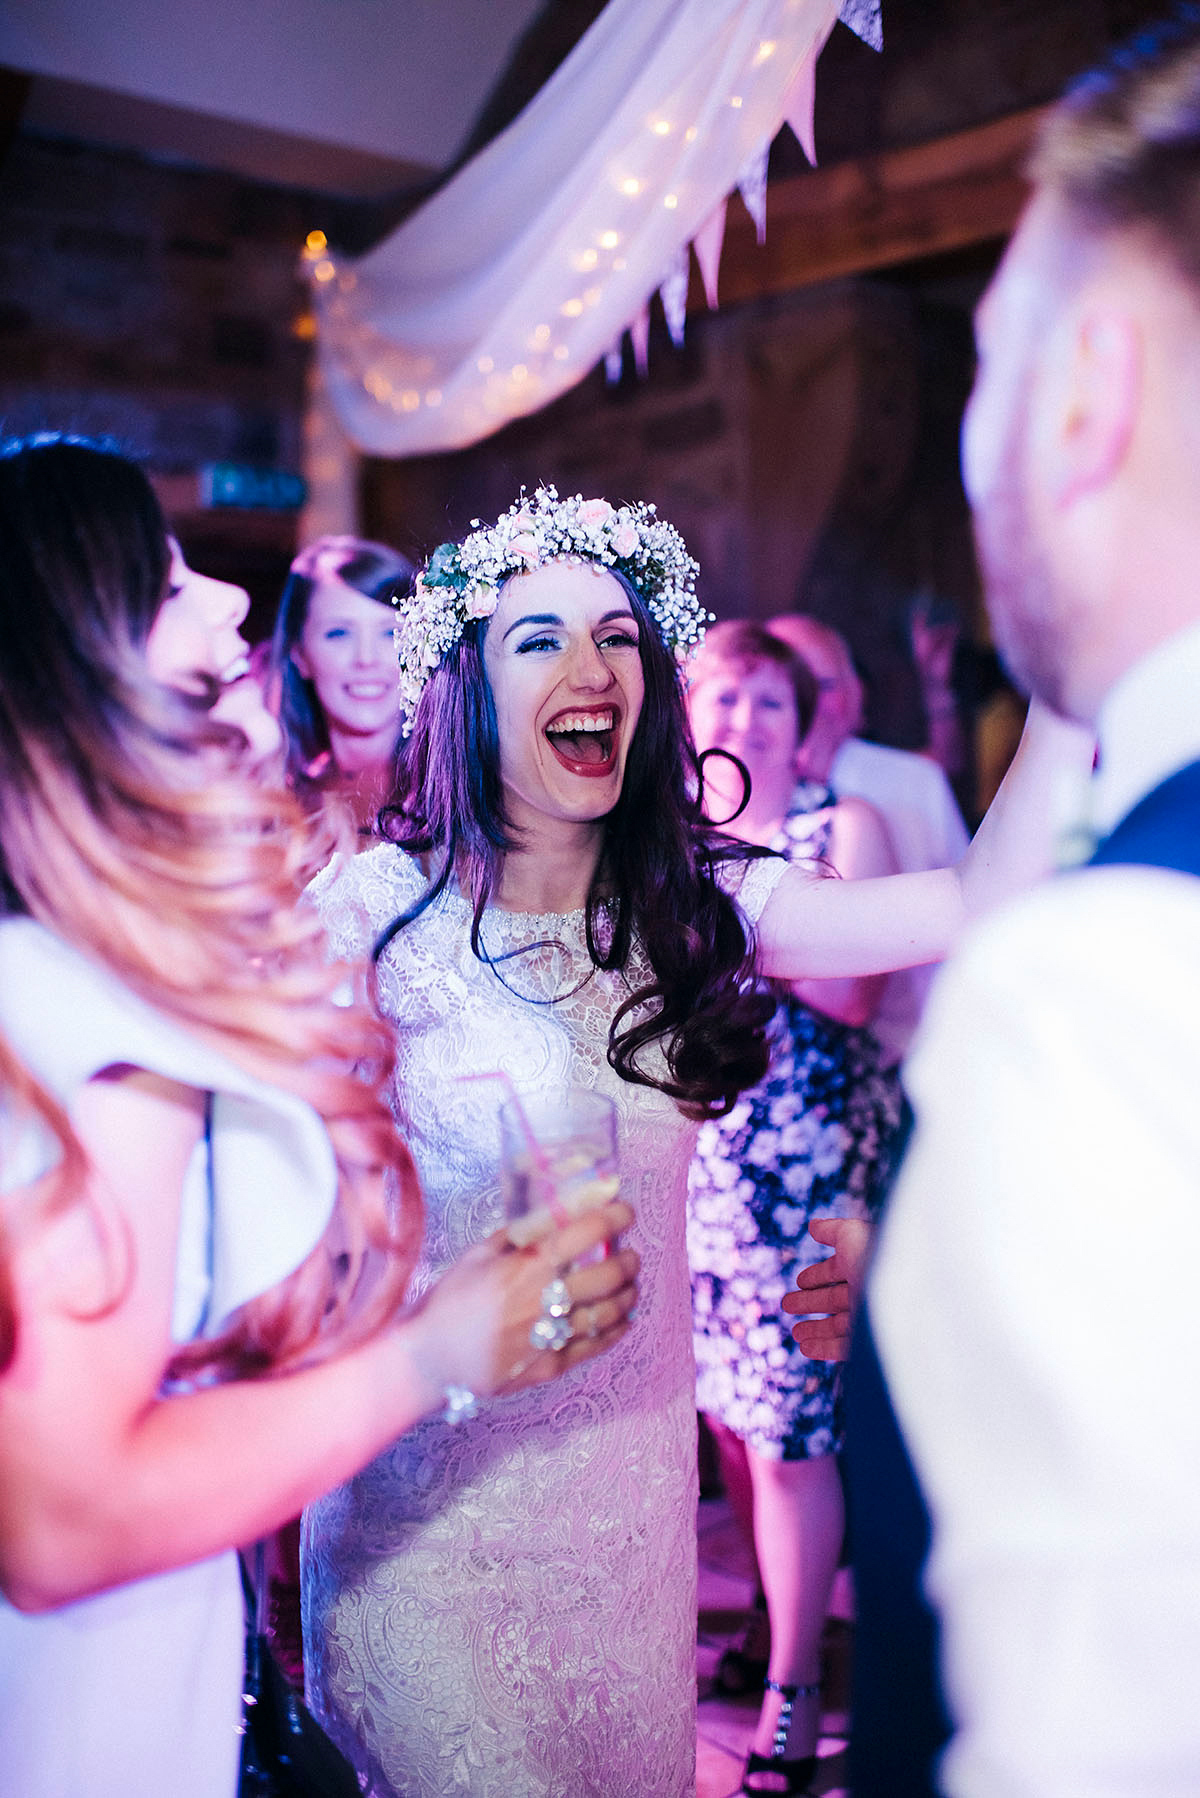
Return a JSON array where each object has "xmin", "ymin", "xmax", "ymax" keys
[{"xmin": 544, "ymin": 705, "xmax": 619, "ymax": 777}]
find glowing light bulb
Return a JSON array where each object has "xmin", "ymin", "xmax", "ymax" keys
[
  {"xmin": 664, "ymin": 193, "xmax": 678, "ymax": 210},
  {"xmin": 755, "ymin": 39, "xmax": 777, "ymax": 63},
  {"xmin": 400, "ymin": 390, "xmax": 420, "ymax": 411},
  {"xmin": 730, "ymin": 95, "xmax": 743, "ymax": 109},
  {"xmin": 313, "ymin": 259, "xmax": 336, "ymax": 283},
  {"xmin": 531, "ymin": 323, "xmax": 552, "ymax": 346},
  {"xmin": 685, "ymin": 126, "xmax": 698, "ymax": 143},
  {"xmin": 599, "ymin": 230, "xmax": 621, "ymax": 250},
  {"xmin": 561, "ymin": 298, "xmax": 585, "ymax": 318},
  {"xmin": 651, "ymin": 119, "xmax": 671, "ymax": 137},
  {"xmin": 305, "ymin": 229, "xmax": 327, "ymax": 254},
  {"xmin": 620, "ymin": 177, "xmax": 642, "ymax": 197}
]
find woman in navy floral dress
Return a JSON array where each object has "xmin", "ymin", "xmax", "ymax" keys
[{"xmin": 687, "ymin": 622, "xmax": 905, "ymax": 1794}]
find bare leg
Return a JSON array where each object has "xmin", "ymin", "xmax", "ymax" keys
[
  {"xmin": 747, "ymin": 1450, "xmax": 844, "ymax": 1767},
  {"xmin": 706, "ymin": 1415, "xmax": 761, "ymax": 1589}
]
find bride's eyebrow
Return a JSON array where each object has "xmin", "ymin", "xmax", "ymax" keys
[{"xmin": 502, "ymin": 612, "xmax": 562, "ymax": 640}]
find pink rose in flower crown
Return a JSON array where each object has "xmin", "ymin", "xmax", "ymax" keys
[
  {"xmin": 577, "ymin": 498, "xmax": 614, "ymax": 529},
  {"xmin": 511, "ymin": 510, "xmax": 535, "ymax": 533},
  {"xmin": 464, "ymin": 582, "xmax": 499, "ymax": 620},
  {"xmin": 507, "ymin": 531, "xmax": 540, "ymax": 567},
  {"xmin": 612, "ymin": 522, "xmax": 638, "ymax": 558}
]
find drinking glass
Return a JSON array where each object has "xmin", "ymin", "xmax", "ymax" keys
[{"xmin": 499, "ymin": 1087, "xmax": 619, "ymax": 1249}]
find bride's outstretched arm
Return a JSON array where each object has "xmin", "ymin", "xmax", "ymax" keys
[{"xmin": 754, "ymin": 700, "xmax": 1094, "ymax": 981}]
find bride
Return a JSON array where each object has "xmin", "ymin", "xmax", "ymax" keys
[{"xmin": 302, "ymin": 487, "xmax": 1083, "ymax": 1797}]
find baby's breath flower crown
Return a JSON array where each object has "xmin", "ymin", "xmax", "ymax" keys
[{"xmin": 394, "ymin": 485, "xmax": 710, "ymax": 727}]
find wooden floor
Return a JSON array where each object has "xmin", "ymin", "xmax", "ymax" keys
[{"xmin": 696, "ymin": 1494, "xmax": 851, "ymax": 1798}]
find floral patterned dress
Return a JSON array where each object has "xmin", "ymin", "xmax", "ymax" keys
[{"xmin": 687, "ymin": 788, "xmax": 904, "ymax": 1461}]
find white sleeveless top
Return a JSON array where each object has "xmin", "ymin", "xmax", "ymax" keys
[{"xmin": 0, "ymin": 918, "xmax": 339, "ymax": 1798}]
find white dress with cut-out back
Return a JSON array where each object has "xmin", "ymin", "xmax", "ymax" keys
[{"xmin": 302, "ymin": 842, "xmax": 784, "ymax": 1798}]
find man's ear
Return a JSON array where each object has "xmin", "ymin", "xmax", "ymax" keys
[{"xmin": 1045, "ymin": 307, "xmax": 1139, "ymax": 507}]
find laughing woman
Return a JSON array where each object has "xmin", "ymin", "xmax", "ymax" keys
[{"xmin": 301, "ymin": 488, "xmax": 1086, "ymax": 1798}]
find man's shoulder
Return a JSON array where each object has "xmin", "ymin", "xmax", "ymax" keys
[{"xmin": 939, "ymin": 862, "xmax": 1200, "ymax": 1018}]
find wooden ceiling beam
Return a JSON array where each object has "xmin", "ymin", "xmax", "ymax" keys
[{"xmin": 708, "ymin": 105, "xmax": 1047, "ymax": 303}]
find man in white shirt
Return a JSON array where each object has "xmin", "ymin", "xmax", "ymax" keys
[
  {"xmin": 790, "ymin": 18, "xmax": 1200, "ymax": 1796},
  {"xmin": 767, "ymin": 612, "xmax": 969, "ymax": 1062}
]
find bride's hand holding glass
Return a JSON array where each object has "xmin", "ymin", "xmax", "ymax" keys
[{"xmin": 401, "ymin": 1198, "xmax": 639, "ymax": 1408}]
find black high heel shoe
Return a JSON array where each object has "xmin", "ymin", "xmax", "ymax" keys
[{"xmin": 738, "ymin": 1677, "xmax": 821, "ymax": 1795}]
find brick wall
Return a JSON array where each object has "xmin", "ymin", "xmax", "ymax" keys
[{"xmin": 0, "ymin": 131, "xmax": 317, "ymax": 628}]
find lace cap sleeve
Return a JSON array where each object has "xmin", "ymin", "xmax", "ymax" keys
[
  {"xmin": 716, "ymin": 851, "xmax": 790, "ymax": 928},
  {"xmin": 306, "ymin": 842, "xmax": 428, "ymax": 963}
]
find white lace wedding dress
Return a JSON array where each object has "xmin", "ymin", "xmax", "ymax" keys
[{"xmin": 302, "ymin": 843, "xmax": 783, "ymax": 1797}]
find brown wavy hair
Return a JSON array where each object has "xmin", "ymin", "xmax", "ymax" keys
[{"xmin": 0, "ymin": 436, "xmax": 421, "ymax": 1377}]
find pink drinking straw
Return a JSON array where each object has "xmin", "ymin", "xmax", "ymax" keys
[{"xmin": 457, "ymin": 1069, "xmax": 570, "ymax": 1227}]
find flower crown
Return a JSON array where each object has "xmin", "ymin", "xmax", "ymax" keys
[{"xmin": 394, "ymin": 485, "xmax": 710, "ymax": 726}]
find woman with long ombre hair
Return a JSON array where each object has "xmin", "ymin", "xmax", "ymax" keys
[{"xmin": 0, "ymin": 437, "xmax": 638, "ymax": 1798}]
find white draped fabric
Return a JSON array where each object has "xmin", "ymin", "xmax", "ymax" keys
[{"xmin": 312, "ymin": 0, "xmax": 881, "ymax": 456}]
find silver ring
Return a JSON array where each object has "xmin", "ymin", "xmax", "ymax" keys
[
  {"xmin": 541, "ymin": 1277, "xmax": 571, "ymax": 1317},
  {"xmin": 530, "ymin": 1277, "xmax": 575, "ymax": 1352}
]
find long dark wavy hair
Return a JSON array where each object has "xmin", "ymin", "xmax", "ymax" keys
[
  {"xmin": 269, "ymin": 534, "xmax": 415, "ymax": 795},
  {"xmin": 379, "ymin": 567, "xmax": 776, "ymax": 1119}
]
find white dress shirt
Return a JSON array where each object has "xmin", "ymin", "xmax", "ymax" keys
[
  {"xmin": 830, "ymin": 736, "xmax": 970, "ymax": 1063},
  {"xmin": 870, "ymin": 619, "xmax": 1200, "ymax": 1797}
]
